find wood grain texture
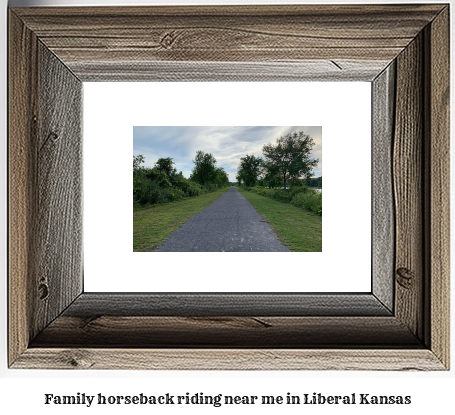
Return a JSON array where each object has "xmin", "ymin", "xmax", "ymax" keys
[
  {"xmin": 8, "ymin": 11, "xmax": 38, "ymax": 366},
  {"xmin": 425, "ymin": 6, "xmax": 450, "ymax": 368},
  {"xmin": 8, "ymin": 14, "xmax": 83, "ymax": 366},
  {"xmin": 372, "ymin": 63, "xmax": 395, "ymax": 312},
  {"xmin": 13, "ymin": 349, "xmax": 445, "ymax": 371},
  {"xmin": 393, "ymin": 35, "xmax": 424, "ymax": 340},
  {"xmin": 71, "ymin": 60, "xmax": 388, "ymax": 82},
  {"xmin": 11, "ymin": 5, "xmax": 444, "ymax": 81},
  {"xmin": 31, "ymin": 316, "xmax": 420, "ymax": 348},
  {"xmin": 32, "ymin": 43, "xmax": 83, "ymax": 339},
  {"xmin": 66, "ymin": 293, "xmax": 391, "ymax": 317}
]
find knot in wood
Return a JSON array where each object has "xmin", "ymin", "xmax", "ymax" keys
[
  {"xmin": 48, "ymin": 131, "xmax": 59, "ymax": 142},
  {"xmin": 396, "ymin": 267, "xmax": 414, "ymax": 289},
  {"xmin": 60, "ymin": 350, "xmax": 94, "ymax": 369},
  {"xmin": 160, "ymin": 31, "xmax": 179, "ymax": 49},
  {"xmin": 38, "ymin": 282, "xmax": 49, "ymax": 300}
]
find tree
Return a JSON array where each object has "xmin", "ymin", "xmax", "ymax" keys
[
  {"xmin": 237, "ymin": 154, "xmax": 262, "ymax": 187},
  {"xmin": 261, "ymin": 161, "xmax": 282, "ymax": 188},
  {"xmin": 143, "ymin": 167, "xmax": 171, "ymax": 188},
  {"xmin": 133, "ymin": 154, "xmax": 146, "ymax": 199},
  {"xmin": 190, "ymin": 150, "xmax": 217, "ymax": 185},
  {"xmin": 262, "ymin": 131, "xmax": 318, "ymax": 189},
  {"xmin": 305, "ymin": 176, "xmax": 322, "ymax": 188},
  {"xmin": 154, "ymin": 157, "xmax": 177, "ymax": 180},
  {"xmin": 133, "ymin": 154, "xmax": 145, "ymax": 172},
  {"xmin": 214, "ymin": 167, "xmax": 229, "ymax": 187}
]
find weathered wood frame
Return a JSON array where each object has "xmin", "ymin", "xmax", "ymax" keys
[{"xmin": 8, "ymin": 5, "xmax": 449, "ymax": 370}]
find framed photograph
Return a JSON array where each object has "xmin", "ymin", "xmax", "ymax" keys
[
  {"xmin": 8, "ymin": 4, "xmax": 449, "ymax": 370},
  {"xmin": 85, "ymin": 82, "xmax": 369, "ymax": 293}
]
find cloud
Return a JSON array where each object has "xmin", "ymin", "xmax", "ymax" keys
[{"xmin": 133, "ymin": 126, "xmax": 322, "ymax": 180}]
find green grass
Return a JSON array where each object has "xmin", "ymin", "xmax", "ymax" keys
[
  {"xmin": 134, "ymin": 187, "xmax": 230, "ymax": 251},
  {"xmin": 237, "ymin": 187, "xmax": 322, "ymax": 252}
]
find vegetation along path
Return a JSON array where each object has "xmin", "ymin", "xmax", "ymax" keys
[{"xmin": 156, "ymin": 187, "xmax": 289, "ymax": 252}]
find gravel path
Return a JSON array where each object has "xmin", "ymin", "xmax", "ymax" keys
[{"xmin": 156, "ymin": 187, "xmax": 289, "ymax": 252}]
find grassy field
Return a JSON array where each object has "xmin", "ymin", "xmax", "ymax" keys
[
  {"xmin": 237, "ymin": 187, "xmax": 322, "ymax": 252},
  {"xmin": 134, "ymin": 187, "xmax": 230, "ymax": 251}
]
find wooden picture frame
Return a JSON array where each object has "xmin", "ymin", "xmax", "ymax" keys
[{"xmin": 8, "ymin": 4, "xmax": 450, "ymax": 370}]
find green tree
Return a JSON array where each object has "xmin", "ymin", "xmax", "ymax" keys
[
  {"xmin": 143, "ymin": 167, "xmax": 171, "ymax": 188},
  {"xmin": 262, "ymin": 131, "xmax": 318, "ymax": 189},
  {"xmin": 261, "ymin": 161, "xmax": 282, "ymax": 188},
  {"xmin": 235, "ymin": 172, "xmax": 243, "ymax": 186},
  {"xmin": 305, "ymin": 176, "xmax": 322, "ymax": 188},
  {"xmin": 190, "ymin": 150, "xmax": 217, "ymax": 185},
  {"xmin": 213, "ymin": 167, "xmax": 229, "ymax": 187},
  {"xmin": 133, "ymin": 154, "xmax": 146, "ymax": 202},
  {"xmin": 133, "ymin": 154, "xmax": 145, "ymax": 172},
  {"xmin": 237, "ymin": 154, "xmax": 262, "ymax": 187},
  {"xmin": 154, "ymin": 157, "xmax": 177, "ymax": 180}
]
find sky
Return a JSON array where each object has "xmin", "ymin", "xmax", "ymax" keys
[{"xmin": 133, "ymin": 126, "xmax": 322, "ymax": 182}]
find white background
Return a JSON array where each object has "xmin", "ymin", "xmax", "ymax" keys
[
  {"xmin": 1, "ymin": 0, "xmax": 454, "ymax": 414},
  {"xmin": 84, "ymin": 82, "xmax": 371, "ymax": 292}
]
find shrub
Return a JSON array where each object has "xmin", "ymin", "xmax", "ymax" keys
[
  {"xmin": 136, "ymin": 180, "xmax": 162, "ymax": 205},
  {"xmin": 161, "ymin": 187, "xmax": 185, "ymax": 203},
  {"xmin": 272, "ymin": 189, "xmax": 291, "ymax": 203},
  {"xmin": 185, "ymin": 181, "xmax": 203, "ymax": 197},
  {"xmin": 133, "ymin": 154, "xmax": 229, "ymax": 207},
  {"xmin": 202, "ymin": 183, "xmax": 217, "ymax": 193},
  {"xmin": 291, "ymin": 191, "xmax": 322, "ymax": 215},
  {"xmin": 175, "ymin": 177, "xmax": 203, "ymax": 197},
  {"xmin": 243, "ymin": 185, "xmax": 322, "ymax": 215},
  {"xmin": 290, "ymin": 186, "xmax": 311, "ymax": 198}
]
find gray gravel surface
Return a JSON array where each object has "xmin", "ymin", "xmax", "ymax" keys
[{"xmin": 156, "ymin": 187, "xmax": 289, "ymax": 252}]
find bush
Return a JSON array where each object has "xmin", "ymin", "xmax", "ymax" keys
[
  {"xmin": 174, "ymin": 177, "xmax": 203, "ymax": 197},
  {"xmin": 133, "ymin": 174, "xmax": 227, "ymax": 207},
  {"xmin": 133, "ymin": 179, "xmax": 182, "ymax": 206},
  {"xmin": 202, "ymin": 183, "xmax": 217, "ymax": 193},
  {"xmin": 245, "ymin": 186, "xmax": 291, "ymax": 202},
  {"xmin": 135, "ymin": 180, "xmax": 162, "ymax": 205},
  {"xmin": 185, "ymin": 181, "xmax": 203, "ymax": 197},
  {"xmin": 242, "ymin": 185, "xmax": 322, "ymax": 215},
  {"xmin": 290, "ymin": 186, "xmax": 311, "ymax": 198},
  {"xmin": 159, "ymin": 187, "xmax": 185, "ymax": 203},
  {"xmin": 272, "ymin": 189, "xmax": 291, "ymax": 203},
  {"xmin": 133, "ymin": 154, "xmax": 230, "ymax": 207},
  {"xmin": 291, "ymin": 191, "xmax": 322, "ymax": 215}
]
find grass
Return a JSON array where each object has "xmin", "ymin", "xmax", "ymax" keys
[
  {"xmin": 134, "ymin": 187, "xmax": 230, "ymax": 251},
  {"xmin": 237, "ymin": 187, "xmax": 322, "ymax": 252}
]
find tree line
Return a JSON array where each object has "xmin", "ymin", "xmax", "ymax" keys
[
  {"xmin": 236, "ymin": 131, "xmax": 319, "ymax": 189},
  {"xmin": 303, "ymin": 176, "xmax": 322, "ymax": 188},
  {"xmin": 133, "ymin": 150, "xmax": 229, "ymax": 206}
]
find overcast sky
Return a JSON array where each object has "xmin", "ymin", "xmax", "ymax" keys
[{"xmin": 133, "ymin": 126, "xmax": 322, "ymax": 181}]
